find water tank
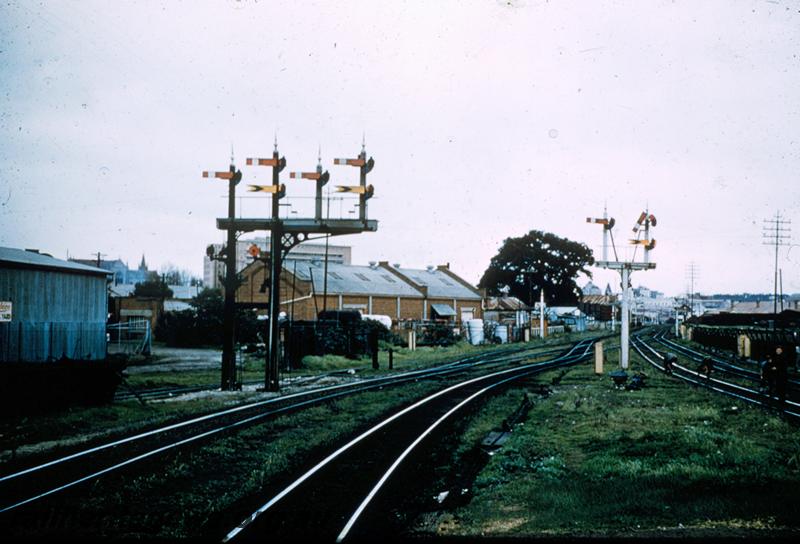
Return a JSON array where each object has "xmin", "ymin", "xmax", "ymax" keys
[
  {"xmin": 466, "ymin": 318, "xmax": 484, "ymax": 345},
  {"xmin": 495, "ymin": 324, "xmax": 508, "ymax": 344},
  {"xmin": 362, "ymin": 314, "xmax": 393, "ymax": 329}
]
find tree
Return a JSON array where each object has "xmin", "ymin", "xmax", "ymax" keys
[
  {"xmin": 478, "ymin": 230, "xmax": 594, "ymax": 305},
  {"xmin": 154, "ymin": 287, "xmax": 261, "ymax": 347},
  {"xmin": 132, "ymin": 277, "xmax": 174, "ymax": 299},
  {"xmin": 160, "ymin": 263, "xmax": 201, "ymax": 286}
]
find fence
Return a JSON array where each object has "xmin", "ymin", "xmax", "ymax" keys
[{"xmin": 107, "ymin": 320, "xmax": 152, "ymax": 356}]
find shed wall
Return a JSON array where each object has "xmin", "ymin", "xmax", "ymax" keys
[{"xmin": 0, "ymin": 268, "xmax": 108, "ymax": 362}]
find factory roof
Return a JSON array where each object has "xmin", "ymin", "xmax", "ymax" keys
[
  {"xmin": 395, "ymin": 266, "xmax": 482, "ymax": 299},
  {"xmin": 289, "ymin": 260, "xmax": 424, "ymax": 297}
]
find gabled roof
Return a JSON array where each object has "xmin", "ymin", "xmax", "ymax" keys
[
  {"xmin": 396, "ymin": 266, "xmax": 481, "ymax": 299},
  {"xmin": 0, "ymin": 247, "xmax": 109, "ymax": 276},
  {"xmin": 290, "ymin": 261, "xmax": 424, "ymax": 298},
  {"xmin": 485, "ymin": 296, "xmax": 531, "ymax": 311},
  {"xmin": 582, "ymin": 294, "xmax": 617, "ymax": 305}
]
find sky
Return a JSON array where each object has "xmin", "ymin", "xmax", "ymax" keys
[{"xmin": 1, "ymin": 0, "xmax": 799, "ymax": 298}]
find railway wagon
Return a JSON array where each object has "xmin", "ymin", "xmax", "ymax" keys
[
  {"xmin": 690, "ymin": 324, "xmax": 799, "ymax": 362},
  {"xmin": 0, "ymin": 247, "xmax": 123, "ymax": 411}
]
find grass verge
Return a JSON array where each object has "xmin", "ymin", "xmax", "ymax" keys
[{"xmin": 410, "ymin": 350, "xmax": 800, "ymax": 538}]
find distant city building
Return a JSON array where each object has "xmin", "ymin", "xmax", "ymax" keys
[
  {"xmin": 203, "ymin": 239, "xmax": 352, "ymax": 290},
  {"xmin": 581, "ymin": 281, "xmax": 602, "ymax": 296},
  {"xmin": 70, "ymin": 254, "xmax": 150, "ymax": 285}
]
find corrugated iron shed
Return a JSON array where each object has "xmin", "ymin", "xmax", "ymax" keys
[{"xmin": 0, "ymin": 247, "xmax": 109, "ymax": 362}]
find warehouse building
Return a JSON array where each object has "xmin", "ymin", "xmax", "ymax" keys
[{"xmin": 236, "ymin": 259, "xmax": 483, "ymax": 325}]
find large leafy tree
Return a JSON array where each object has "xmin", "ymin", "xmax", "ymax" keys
[
  {"xmin": 478, "ymin": 230, "xmax": 594, "ymax": 305},
  {"xmin": 132, "ymin": 275, "xmax": 174, "ymax": 299}
]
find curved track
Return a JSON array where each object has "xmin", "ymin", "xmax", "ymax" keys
[
  {"xmin": 223, "ymin": 340, "xmax": 596, "ymax": 542},
  {"xmin": 0, "ymin": 341, "xmax": 583, "ymax": 515}
]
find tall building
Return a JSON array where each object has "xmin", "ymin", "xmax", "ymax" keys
[{"xmin": 203, "ymin": 238, "xmax": 351, "ymax": 290}]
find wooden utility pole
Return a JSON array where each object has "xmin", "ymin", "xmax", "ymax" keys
[{"xmin": 763, "ymin": 212, "xmax": 791, "ymax": 316}]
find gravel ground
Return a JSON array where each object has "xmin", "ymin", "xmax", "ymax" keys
[{"xmin": 125, "ymin": 346, "xmax": 222, "ymax": 374}]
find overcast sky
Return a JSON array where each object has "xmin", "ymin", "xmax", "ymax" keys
[{"xmin": 1, "ymin": 0, "xmax": 798, "ymax": 297}]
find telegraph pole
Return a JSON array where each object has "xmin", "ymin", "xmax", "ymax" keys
[
  {"xmin": 93, "ymin": 251, "xmax": 106, "ymax": 268},
  {"xmin": 588, "ymin": 210, "xmax": 657, "ymax": 369},
  {"xmin": 685, "ymin": 262, "xmax": 699, "ymax": 317},
  {"xmin": 763, "ymin": 212, "xmax": 791, "ymax": 315},
  {"xmin": 202, "ymin": 156, "xmax": 242, "ymax": 391}
]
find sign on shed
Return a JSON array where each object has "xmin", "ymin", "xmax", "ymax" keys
[{"xmin": 0, "ymin": 301, "xmax": 12, "ymax": 322}]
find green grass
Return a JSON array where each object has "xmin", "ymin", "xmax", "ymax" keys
[
  {"xmin": 413, "ymin": 351, "xmax": 800, "ymax": 538},
  {"xmin": 5, "ymin": 381, "xmax": 444, "ymax": 539},
  {"xmin": 0, "ymin": 333, "xmax": 605, "ymax": 462}
]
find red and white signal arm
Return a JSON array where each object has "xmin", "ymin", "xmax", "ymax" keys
[{"xmin": 0, "ymin": 301, "xmax": 11, "ymax": 322}]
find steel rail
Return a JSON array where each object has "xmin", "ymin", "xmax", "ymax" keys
[
  {"xmin": 223, "ymin": 339, "xmax": 595, "ymax": 541},
  {"xmin": 336, "ymin": 340, "xmax": 595, "ymax": 542},
  {"xmin": 632, "ymin": 335, "xmax": 800, "ymax": 420},
  {"xmin": 0, "ymin": 342, "xmax": 576, "ymax": 513},
  {"xmin": 1, "ymin": 343, "xmax": 545, "ymax": 484},
  {"xmin": 653, "ymin": 333, "xmax": 800, "ymax": 390}
]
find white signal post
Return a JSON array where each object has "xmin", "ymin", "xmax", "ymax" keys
[{"xmin": 588, "ymin": 209, "xmax": 657, "ymax": 370}]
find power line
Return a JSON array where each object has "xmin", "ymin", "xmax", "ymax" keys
[
  {"xmin": 685, "ymin": 262, "xmax": 699, "ymax": 316},
  {"xmin": 762, "ymin": 211, "xmax": 791, "ymax": 315}
]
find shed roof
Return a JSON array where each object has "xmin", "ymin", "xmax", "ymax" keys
[
  {"xmin": 290, "ymin": 261, "xmax": 424, "ymax": 297},
  {"xmin": 0, "ymin": 247, "xmax": 109, "ymax": 276},
  {"xmin": 485, "ymin": 296, "xmax": 531, "ymax": 311},
  {"xmin": 396, "ymin": 267, "xmax": 481, "ymax": 299},
  {"xmin": 431, "ymin": 303, "xmax": 456, "ymax": 316}
]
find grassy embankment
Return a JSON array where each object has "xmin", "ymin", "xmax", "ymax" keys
[{"xmin": 411, "ymin": 347, "xmax": 800, "ymax": 538}]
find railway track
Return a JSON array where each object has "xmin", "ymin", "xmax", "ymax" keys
[
  {"xmin": 632, "ymin": 333, "xmax": 800, "ymax": 422},
  {"xmin": 0, "ymin": 340, "xmax": 587, "ymax": 517},
  {"xmin": 113, "ymin": 370, "xmax": 361, "ymax": 403},
  {"xmin": 649, "ymin": 332, "xmax": 800, "ymax": 395},
  {"xmin": 222, "ymin": 339, "xmax": 597, "ymax": 542}
]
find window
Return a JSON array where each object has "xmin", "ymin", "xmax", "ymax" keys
[
  {"xmin": 381, "ymin": 274, "xmax": 397, "ymax": 283},
  {"xmin": 329, "ymin": 272, "xmax": 343, "ymax": 280},
  {"xmin": 354, "ymin": 273, "xmax": 371, "ymax": 282}
]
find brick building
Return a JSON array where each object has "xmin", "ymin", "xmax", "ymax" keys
[{"xmin": 236, "ymin": 259, "xmax": 483, "ymax": 325}]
